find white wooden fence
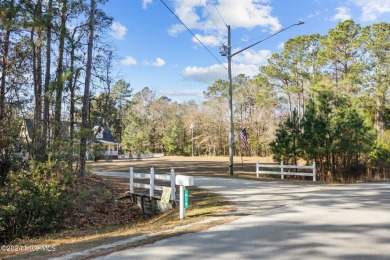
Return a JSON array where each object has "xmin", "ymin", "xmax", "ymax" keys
[
  {"xmin": 118, "ymin": 153, "xmax": 165, "ymax": 159},
  {"xmin": 129, "ymin": 167, "xmax": 176, "ymax": 201},
  {"xmin": 256, "ymin": 161, "xmax": 316, "ymax": 181}
]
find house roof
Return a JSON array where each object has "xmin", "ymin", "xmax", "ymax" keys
[
  {"xmin": 23, "ymin": 119, "xmax": 119, "ymax": 144},
  {"xmin": 92, "ymin": 125, "xmax": 118, "ymax": 144}
]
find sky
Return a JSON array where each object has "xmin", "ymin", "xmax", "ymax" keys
[{"xmin": 101, "ymin": 0, "xmax": 390, "ymax": 102}]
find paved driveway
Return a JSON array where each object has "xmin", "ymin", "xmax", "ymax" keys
[{"xmin": 96, "ymin": 176, "xmax": 390, "ymax": 260}]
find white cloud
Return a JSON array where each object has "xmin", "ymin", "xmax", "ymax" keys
[
  {"xmin": 151, "ymin": 58, "xmax": 166, "ymax": 67},
  {"xmin": 142, "ymin": 0, "xmax": 152, "ymax": 9},
  {"xmin": 183, "ymin": 64, "xmax": 227, "ymax": 84},
  {"xmin": 231, "ymin": 63, "xmax": 261, "ymax": 78},
  {"xmin": 168, "ymin": 23, "xmax": 186, "ymax": 36},
  {"xmin": 183, "ymin": 62, "xmax": 261, "ymax": 84},
  {"xmin": 159, "ymin": 89, "xmax": 204, "ymax": 98},
  {"xmin": 192, "ymin": 34, "xmax": 220, "ymax": 47},
  {"xmin": 277, "ymin": 42, "xmax": 285, "ymax": 50},
  {"xmin": 110, "ymin": 22, "xmax": 127, "ymax": 40},
  {"xmin": 121, "ymin": 56, "xmax": 137, "ymax": 65},
  {"xmin": 233, "ymin": 49, "xmax": 271, "ymax": 65},
  {"xmin": 351, "ymin": 0, "xmax": 390, "ymax": 21},
  {"xmin": 182, "ymin": 48, "xmax": 271, "ymax": 85},
  {"xmin": 168, "ymin": 0, "xmax": 281, "ymax": 36},
  {"xmin": 216, "ymin": 0, "xmax": 282, "ymax": 32},
  {"xmin": 332, "ymin": 7, "xmax": 352, "ymax": 21}
]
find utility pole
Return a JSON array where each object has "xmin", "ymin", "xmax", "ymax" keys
[
  {"xmin": 220, "ymin": 21, "xmax": 304, "ymax": 176},
  {"xmin": 227, "ymin": 25, "xmax": 234, "ymax": 176}
]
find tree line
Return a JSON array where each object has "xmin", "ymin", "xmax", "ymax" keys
[
  {"xmin": 0, "ymin": 9, "xmax": 389, "ymax": 183},
  {"xmin": 0, "ymin": 0, "xmax": 113, "ymax": 180},
  {"xmin": 0, "ymin": 4, "xmax": 389, "ymax": 242},
  {"xmin": 0, "ymin": 0, "xmax": 123, "ymax": 242},
  {"xmin": 121, "ymin": 20, "xmax": 389, "ymax": 181}
]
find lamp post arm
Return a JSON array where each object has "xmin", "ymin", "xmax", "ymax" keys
[{"xmin": 230, "ymin": 22, "xmax": 304, "ymax": 58}]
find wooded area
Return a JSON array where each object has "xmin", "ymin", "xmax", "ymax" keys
[
  {"xmin": 0, "ymin": 0, "xmax": 389, "ymax": 242},
  {"xmin": 120, "ymin": 20, "xmax": 389, "ymax": 182}
]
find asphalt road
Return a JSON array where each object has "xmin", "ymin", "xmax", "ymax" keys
[{"xmin": 96, "ymin": 176, "xmax": 390, "ymax": 260}]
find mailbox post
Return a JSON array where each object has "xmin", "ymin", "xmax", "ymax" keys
[{"xmin": 175, "ymin": 175, "xmax": 195, "ymax": 220}]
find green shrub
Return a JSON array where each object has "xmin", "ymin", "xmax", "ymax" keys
[
  {"xmin": 0, "ymin": 159, "xmax": 71, "ymax": 243},
  {"xmin": 370, "ymin": 138, "xmax": 390, "ymax": 178},
  {"xmin": 91, "ymin": 143, "xmax": 105, "ymax": 161}
]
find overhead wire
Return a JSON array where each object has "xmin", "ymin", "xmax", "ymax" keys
[
  {"xmin": 199, "ymin": 0, "xmax": 225, "ymax": 48},
  {"xmin": 211, "ymin": 0, "xmax": 227, "ymax": 27},
  {"xmin": 199, "ymin": 0, "xmax": 219, "ymax": 31},
  {"xmin": 159, "ymin": 0, "xmax": 227, "ymax": 69},
  {"xmin": 209, "ymin": 0, "xmax": 230, "ymax": 53}
]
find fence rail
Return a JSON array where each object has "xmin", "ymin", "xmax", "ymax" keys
[
  {"xmin": 118, "ymin": 153, "xmax": 165, "ymax": 159},
  {"xmin": 256, "ymin": 161, "xmax": 316, "ymax": 181},
  {"xmin": 129, "ymin": 167, "xmax": 176, "ymax": 201}
]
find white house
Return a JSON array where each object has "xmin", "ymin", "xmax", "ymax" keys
[
  {"xmin": 21, "ymin": 119, "xmax": 120, "ymax": 159},
  {"xmin": 91, "ymin": 125, "xmax": 119, "ymax": 157}
]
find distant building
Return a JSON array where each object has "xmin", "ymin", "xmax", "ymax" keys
[
  {"xmin": 21, "ymin": 119, "xmax": 119, "ymax": 160},
  {"xmin": 91, "ymin": 125, "xmax": 119, "ymax": 158}
]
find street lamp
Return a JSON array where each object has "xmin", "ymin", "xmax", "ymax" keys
[{"xmin": 221, "ymin": 21, "xmax": 305, "ymax": 176}]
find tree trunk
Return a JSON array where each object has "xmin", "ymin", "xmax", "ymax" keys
[
  {"xmin": 0, "ymin": 30, "xmax": 10, "ymax": 122},
  {"xmin": 374, "ymin": 90, "xmax": 386, "ymax": 137},
  {"xmin": 69, "ymin": 46, "xmax": 75, "ymax": 155},
  {"xmin": 54, "ymin": 0, "xmax": 67, "ymax": 138},
  {"xmin": 43, "ymin": 0, "xmax": 53, "ymax": 155},
  {"xmin": 301, "ymin": 78, "xmax": 305, "ymax": 117},
  {"xmin": 33, "ymin": 0, "xmax": 43, "ymax": 123},
  {"xmin": 79, "ymin": 0, "xmax": 96, "ymax": 178},
  {"xmin": 32, "ymin": 0, "xmax": 44, "ymax": 161}
]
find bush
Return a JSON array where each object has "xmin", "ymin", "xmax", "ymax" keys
[
  {"xmin": 370, "ymin": 139, "xmax": 390, "ymax": 178},
  {"xmin": 0, "ymin": 119, "xmax": 27, "ymax": 186},
  {"xmin": 0, "ymin": 159, "xmax": 71, "ymax": 243}
]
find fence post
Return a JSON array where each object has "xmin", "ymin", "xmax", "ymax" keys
[
  {"xmin": 170, "ymin": 168, "xmax": 176, "ymax": 201},
  {"xmin": 281, "ymin": 161, "xmax": 284, "ymax": 179},
  {"xmin": 150, "ymin": 167, "xmax": 155, "ymax": 197},
  {"xmin": 256, "ymin": 161, "xmax": 259, "ymax": 177},
  {"xmin": 130, "ymin": 167, "xmax": 134, "ymax": 193},
  {"xmin": 313, "ymin": 161, "xmax": 316, "ymax": 182}
]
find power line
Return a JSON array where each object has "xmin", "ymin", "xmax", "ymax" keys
[
  {"xmin": 199, "ymin": 0, "xmax": 225, "ymax": 46},
  {"xmin": 230, "ymin": 22, "xmax": 305, "ymax": 57},
  {"xmin": 199, "ymin": 0, "xmax": 219, "ymax": 31},
  {"xmin": 199, "ymin": 0, "xmax": 223, "ymax": 43},
  {"xmin": 211, "ymin": 0, "xmax": 227, "ymax": 27},
  {"xmin": 159, "ymin": 0, "xmax": 227, "ymax": 69}
]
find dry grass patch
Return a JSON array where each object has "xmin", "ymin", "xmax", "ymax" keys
[{"xmin": 1, "ymin": 179, "xmax": 235, "ymax": 260}]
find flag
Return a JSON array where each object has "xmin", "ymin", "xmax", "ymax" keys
[{"xmin": 240, "ymin": 128, "xmax": 249, "ymax": 150}]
